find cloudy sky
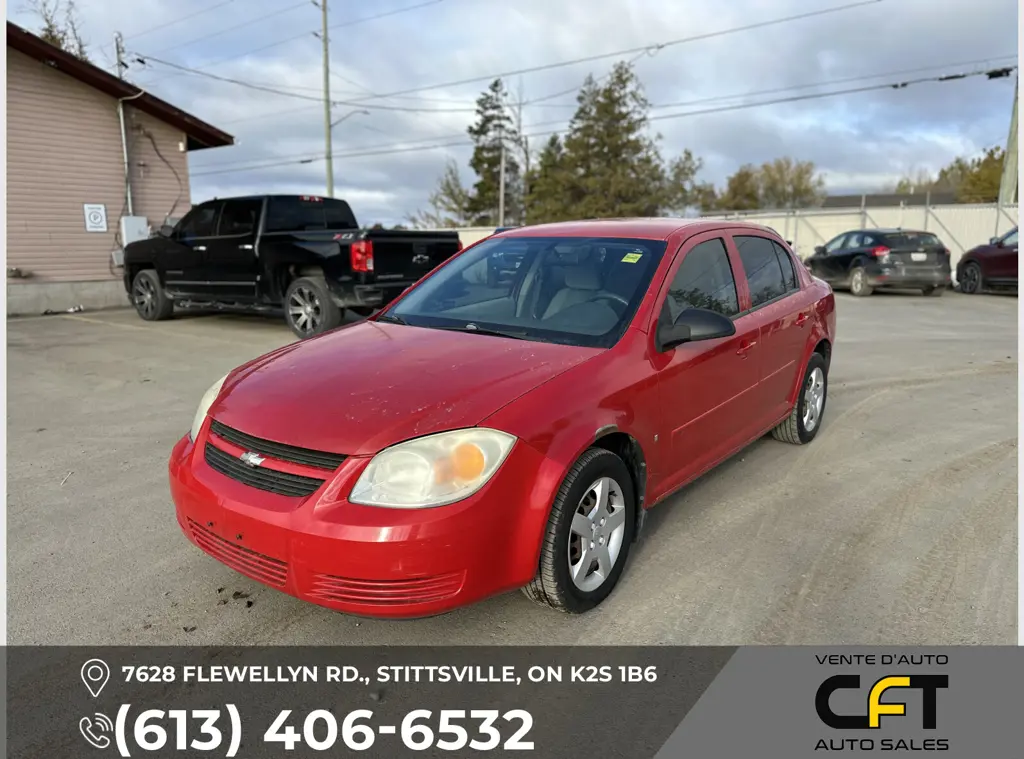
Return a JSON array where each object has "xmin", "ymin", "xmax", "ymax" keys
[{"xmin": 9, "ymin": 0, "xmax": 1019, "ymax": 225}]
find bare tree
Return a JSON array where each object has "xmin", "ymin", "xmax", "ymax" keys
[{"xmin": 23, "ymin": 0, "xmax": 89, "ymax": 60}]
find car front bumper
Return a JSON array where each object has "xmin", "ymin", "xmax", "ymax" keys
[{"xmin": 168, "ymin": 430, "xmax": 557, "ymax": 618}]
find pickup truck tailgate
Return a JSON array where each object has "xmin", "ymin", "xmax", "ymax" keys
[{"xmin": 367, "ymin": 230, "xmax": 462, "ymax": 281}]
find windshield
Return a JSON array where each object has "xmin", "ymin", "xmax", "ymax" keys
[{"xmin": 384, "ymin": 236, "xmax": 668, "ymax": 348}]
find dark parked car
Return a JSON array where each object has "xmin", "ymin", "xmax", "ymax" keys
[
  {"xmin": 957, "ymin": 226, "xmax": 1018, "ymax": 294},
  {"xmin": 122, "ymin": 195, "xmax": 462, "ymax": 338},
  {"xmin": 805, "ymin": 228, "xmax": 951, "ymax": 297}
]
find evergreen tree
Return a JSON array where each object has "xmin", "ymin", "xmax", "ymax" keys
[
  {"xmin": 465, "ymin": 79, "xmax": 523, "ymax": 225},
  {"xmin": 525, "ymin": 135, "xmax": 571, "ymax": 223}
]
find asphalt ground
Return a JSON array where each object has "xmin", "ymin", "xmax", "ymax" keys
[{"xmin": 7, "ymin": 291, "xmax": 1017, "ymax": 645}]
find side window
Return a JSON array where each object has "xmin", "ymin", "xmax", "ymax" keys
[
  {"xmin": 771, "ymin": 241, "xmax": 798, "ymax": 291},
  {"xmin": 663, "ymin": 238, "xmax": 739, "ymax": 322},
  {"xmin": 824, "ymin": 234, "xmax": 848, "ymax": 253},
  {"xmin": 735, "ymin": 235, "xmax": 787, "ymax": 308},
  {"xmin": 218, "ymin": 199, "xmax": 262, "ymax": 236},
  {"xmin": 178, "ymin": 203, "xmax": 220, "ymax": 238}
]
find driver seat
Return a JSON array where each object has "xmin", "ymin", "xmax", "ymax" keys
[{"xmin": 543, "ymin": 262, "xmax": 606, "ymax": 319}]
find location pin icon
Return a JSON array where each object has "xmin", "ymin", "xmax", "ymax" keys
[{"xmin": 81, "ymin": 659, "xmax": 111, "ymax": 698}]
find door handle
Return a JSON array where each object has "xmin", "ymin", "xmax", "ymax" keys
[
  {"xmin": 195, "ymin": 245, "xmax": 207, "ymax": 252},
  {"xmin": 238, "ymin": 244, "xmax": 254, "ymax": 250},
  {"xmin": 795, "ymin": 312, "xmax": 810, "ymax": 327},
  {"xmin": 736, "ymin": 339, "xmax": 757, "ymax": 356}
]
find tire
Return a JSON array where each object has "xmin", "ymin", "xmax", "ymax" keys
[
  {"xmin": 130, "ymin": 268, "xmax": 174, "ymax": 321},
  {"xmin": 959, "ymin": 261, "xmax": 983, "ymax": 294},
  {"xmin": 284, "ymin": 277, "xmax": 343, "ymax": 339},
  {"xmin": 522, "ymin": 448, "xmax": 636, "ymax": 614},
  {"xmin": 771, "ymin": 352, "xmax": 828, "ymax": 445},
  {"xmin": 922, "ymin": 286, "xmax": 944, "ymax": 297},
  {"xmin": 849, "ymin": 266, "xmax": 873, "ymax": 296}
]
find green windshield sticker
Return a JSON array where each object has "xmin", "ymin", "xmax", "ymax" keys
[{"xmin": 621, "ymin": 252, "xmax": 643, "ymax": 263}]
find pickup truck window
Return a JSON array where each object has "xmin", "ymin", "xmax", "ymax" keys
[
  {"xmin": 219, "ymin": 198, "xmax": 262, "ymax": 236},
  {"xmin": 178, "ymin": 203, "xmax": 220, "ymax": 238},
  {"xmin": 264, "ymin": 197, "xmax": 358, "ymax": 233}
]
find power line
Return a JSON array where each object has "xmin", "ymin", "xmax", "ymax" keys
[
  {"xmin": 98, "ymin": 0, "xmax": 236, "ymax": 54},
  {"xmin": 191, "ymin": 64, "xmax": 1014, "ymax": 178},
  {"xmin": 139, "ymin": 0, "xmax": 448, "ymax": 85},
  {"xmin": 203, "ymin": 55, "xmax": 1017, "ymax": 157},
  {"xmin": 339, "ymin": 0, "xmax": 885, "ymax": 103},
  {"xmin": 148, "ymin": 0, "xmax": 311, "ymax": 57}
]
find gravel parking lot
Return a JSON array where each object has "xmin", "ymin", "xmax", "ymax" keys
[{"xmin": 8, "ymin": 292, "xmax": 1017, "ymax": 645}]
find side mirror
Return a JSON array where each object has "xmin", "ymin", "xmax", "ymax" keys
[
  {"xmin": 990, "ymin": 237, "xmax": 1003, "ymax": 247},
  {"xmin": 158, "ymin": 224, "xmax": 176, "ymax": 238},
  {"xmin": 656, "ymin": 307, "xmax": 736, "ymax": 352},
  {"xmin": 813, "ymin": 245, "xmax": 826, "ymax": 256}
]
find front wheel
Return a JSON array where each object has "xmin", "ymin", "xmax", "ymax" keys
[
  {"xmin": 771, "ymin": 352, "xmax": 828, "ymax": 445},
  {"xmin": 284, "ymin": 277, "xmax": 343, "ymax": 339},
  {"xmin": 130, "ymin": 269, "xmax": 173, "ymax": 321},
  {"xmin": 523, "ymin": 448, "xmax": 635, "ymax": 614}
]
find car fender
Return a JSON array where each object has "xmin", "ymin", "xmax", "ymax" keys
[{"xmin": 786, "ymin": 292, "xmax": 834, "ymax": 407}]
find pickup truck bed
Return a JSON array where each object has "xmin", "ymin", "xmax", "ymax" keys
[{"xmin": 122, "ymin": 195, "xmax": 462, "ymax": 338}]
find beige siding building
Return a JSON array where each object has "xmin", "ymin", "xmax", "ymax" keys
[{"xmin": 6, "ymin": 22, "xmax": 234, "ymax": 314}]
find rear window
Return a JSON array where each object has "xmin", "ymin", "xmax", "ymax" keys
[
  {"xmin": 881, "ymin": 232, "xmax": 942, "ymax": 248},
  {"xmin": 264, "ymin": 197, "xmax": 358, "ymax": 232}
]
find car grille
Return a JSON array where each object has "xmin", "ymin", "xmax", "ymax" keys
[
  {"xmin": 204, "ymin": 443, "xmax": 325, "ymax": 498},
  {"xmin": 187, "ymin": 519, "xmax": 288, "ymax": 588},
  {"xmin": 308, "ymin": 571, "xmax": 466, "ymax": 606},
  {"xmin": 209, "ymin": 420, "xmax": 347, "ymax": 470}
]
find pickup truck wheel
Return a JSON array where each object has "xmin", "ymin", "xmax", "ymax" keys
[
  {"xmin": 285, "ymin": 277, "xmax": 342, "ymax": 339},
  {"xmin": 131, "ymin": 269, "xmax": 173, "ymax": 321}
]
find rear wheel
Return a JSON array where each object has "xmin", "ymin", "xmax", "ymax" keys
[
  {"xmin": 849, "ymin": 266, "xmax": 873, "ymax": 296},
  {"xmin": 130, "ymin": 269, "xmax": 173, "ymax": 321},
  {"xmin": 771, "ymin": 353, "xmax": 828, "ymax": 445},
  {"xmin": 959, "ymin": 262, "xmax": 983, "ymax": 294},
  {"xmin": 284, "ymin": 277, "xmax": 343, "ymax": 339},
  {"xmin": 523, "ymin": 448, "xmax": 635, "ymax": 614}
]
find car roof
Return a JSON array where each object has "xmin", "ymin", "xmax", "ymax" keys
[{"xmin": 497, "ymin": 218, "xmax": 780, "ymax": 241}]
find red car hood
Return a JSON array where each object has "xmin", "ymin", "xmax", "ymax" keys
[{"xmin": 210, "ymin": 321, "xmax": 600, "ymax": 456}]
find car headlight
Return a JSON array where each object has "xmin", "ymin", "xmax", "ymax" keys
[
  {"xmin": 349, "ymin": 428, "xmax": 516, "ymax": 508},
  {"xmin": 189, "ymin": 374, "xmax": 228, "ymax": 442}
]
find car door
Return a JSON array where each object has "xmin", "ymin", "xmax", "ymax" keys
[
  {"xmin": 730, "ymin": 234, "xmax": 811, "ymax": 426},
  {"xmin": 201, "ymin": 197, "xmax": 263, "ymax": 301},
  {"xmin": 162, "ymin": 201, "xmax": 222, "ymax": 298},
  {"xmin": 991, "ymin": 228, "xmax": 1018, "ymax": 281},
  {"xmin": 651, "ymin": 233, "xmax": 762, "ymax": 492},
  {"xmin": 810, "ymin": 233, "xmax": 849, "ymax": 282}
]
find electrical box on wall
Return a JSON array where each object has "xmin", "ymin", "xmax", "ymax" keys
[{"xmin": 119, "ymin": 216, "xmax": 150, "ymax": 246}]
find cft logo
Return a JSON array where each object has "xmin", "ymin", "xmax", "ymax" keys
[{"xmin": 815, "ymin": 674, "xmax": 949, "ymax": 730}]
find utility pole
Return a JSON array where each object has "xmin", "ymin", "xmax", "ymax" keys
[
  {"xmin": 497, "ymin": 122, "xmax": 506, "ymax": 227},
  {"xmin": 997, "ymin": 75, "xmax": 1018, "ymax": 213},
  {"xmin": 114, "ymin": 32, "xmax": 134, "ymax": 215},
  {"xmin": 318, "ymin": 0, "xmax": 334, "ymax": 198}
]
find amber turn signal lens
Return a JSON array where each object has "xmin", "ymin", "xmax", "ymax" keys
[{"xmin": 452, "ymin": 443, "xmax": 486, "ymax": 481}]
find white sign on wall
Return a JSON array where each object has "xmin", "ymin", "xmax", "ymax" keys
[{"xmin": 83, "ymin": 204, "xmax": 108, "ymax": 233}]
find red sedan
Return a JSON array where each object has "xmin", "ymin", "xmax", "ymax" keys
[{"xmin": 170, "ymin": 219, "xmax": 836, "ymax": 617}]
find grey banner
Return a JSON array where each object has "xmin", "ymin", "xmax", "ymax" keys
[
  {"xmin": 7, "ymin": 646, "xmax": 735, "ymax": 758},
  {"xmin": 656, "ymin": 646, "xmax": 1024, "ymax": 758}
]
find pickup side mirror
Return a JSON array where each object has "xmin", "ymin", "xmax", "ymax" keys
[
  {"xmin": 158, "ymin": 224, "xmax": 176, "ymax": 238},
  {"xmin": 656, "ymin": 307, "xmax": 736, "ymax": 352}
]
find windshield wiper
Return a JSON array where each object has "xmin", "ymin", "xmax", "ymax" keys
[
  {"xmin": 375, "ymin": 313, "xmax": 407, "ymax": 325},
  {"xmin": 439, "ymin": 324, "xmax": 528, "ymax": 341}
]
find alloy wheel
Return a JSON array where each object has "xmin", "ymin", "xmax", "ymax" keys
[
  {"xmin": 803, "ymin": 367, "xmax": 826, "ymax": 433},
  {"xmin": 288, "ymin": 286, "xmax": 323, "ymax": 335},
  {"xmin": 567, "ymin": 476, "xmax": 627, "ymax": 592},
  {"xmin": 960, "ymin": 263, "xmax": 981, "ymax": 294},
  {"xmin": 132, "ymin": 276, "xmax": 157, "ymax": 318}
]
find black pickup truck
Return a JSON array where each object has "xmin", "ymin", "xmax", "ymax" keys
[{"xmin": 122, "ymin": 194, "xmax": 462, "ymax": 338}]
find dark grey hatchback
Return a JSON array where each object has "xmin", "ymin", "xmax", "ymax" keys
[{"xmin": 804, "ymin": 228, "xmax": 952, "ymax": 296}]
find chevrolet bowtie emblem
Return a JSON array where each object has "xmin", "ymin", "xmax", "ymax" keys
[{"xmin": 240, "ymin": 451, "xmax": 265, "ymax": 467}]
